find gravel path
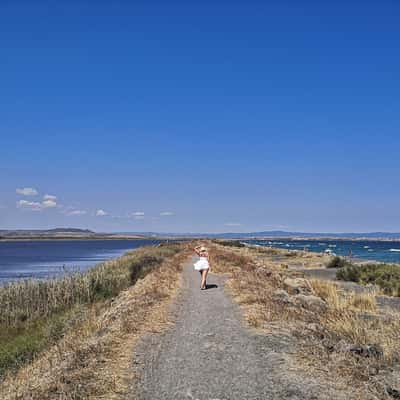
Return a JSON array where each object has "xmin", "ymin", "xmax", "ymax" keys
[{"xmin": 130, "ymin": 257, "xmax": 352, "ymax": 400}]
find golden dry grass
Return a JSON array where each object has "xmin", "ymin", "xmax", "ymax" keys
[
  {"xmin": 0, "ymin": 243, "xmax": 191, "ymax": 400},
  {"xmin": 209, "ymin": 242, "xmax": 400, "ymax": 398},
  {"xmin": 0, "ymin": 245, "xmax": 180, "ymax": 328},
  {"xmin": 311, "ymin": 279, "xmax": 378, "ymax": 312}
]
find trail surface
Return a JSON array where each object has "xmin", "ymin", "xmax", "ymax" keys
[{"xmin": 131, "ymin": 257, "xmax": 350, "ymax": 400}]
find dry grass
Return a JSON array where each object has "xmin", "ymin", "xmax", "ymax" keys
[
  {"xmin": 0, "ymin": 244, "xmax": 180, "ymax": 328},
  {"xmin": 0, "ymin": 242, "xmax": 190, "ymax": 399},
  {"xmin": 311, "ymin": 279, "xmax": 378, "ymax": 312},
  {"xmin": 209, "ymin": 242, "xmax": 400, "ymax": 398}
]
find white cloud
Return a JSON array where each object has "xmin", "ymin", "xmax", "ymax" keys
[
  {"xmin": 65, "ymin": 209, "xmax": 87, "ymax": 216},
  {"xmin": 43, "ymin": 194, "xmax": 57, "ymax": 201},
  {"xmin": 17, "ymin": 196, "xmax": 58, "ymax": 211},
  {"xmin": 129, "ymin": 211, "xmax": 145, "ymax": 220},
  {"xmin": 16, "ymin": 187, "xmax": 38, "ymax": 196},
  {"xmin": 17, "ymin": 200, "xmax": 42, "ymax": 211},
  {"xmin": 224, "ymin": 222, "xmax": 242, "ymax": 227},
  {"xmin": 96, "ymin": 209, "xmax": 108, "ymax": 217},
  {"xmin": 160, "ymin": 211, "xmax": 174, "ymax": 216},
  {"xmin": 42, "ymin": 199, "xmax": 57, "ymax": 208}
]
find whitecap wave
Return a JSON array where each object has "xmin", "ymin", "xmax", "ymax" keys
[{"xmin": 389, "ymin": 249, "xmax": 400, "ymax": 252}]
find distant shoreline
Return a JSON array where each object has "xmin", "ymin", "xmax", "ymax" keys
[
  {"xmin": 2, "ymin": 234, "xmax": 400, "ymax": 242},
  {"xmin": 234, "ymin": 236, "xmax": 400, "ymax": 242},
  {"xmin": 0, "ymin": 235, "xmax": 159, "ymax": 242}
]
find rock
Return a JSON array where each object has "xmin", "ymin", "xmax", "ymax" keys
[
  {"xmin": 334, "ymin": 339, "xmax": 351, "ymax": 353},
  {"xmin": 333, "ymin": 340, "xmax": 384, "ymax": 358},
  {"xmin": 283, "ymin": 277, "xmax": 312, "ymax": 295},
  {"xmin": 387, "ymin": 386, "xmax": 400, "ymax": 399},
  {"xmin": 272, "ymin": 289, "xmax": 291, "ymax": 304},
  {"xmin": 348, "ymin": 344, "xmax": 384, "ymax": 358},
  {"xmin": 307, "ymin": 323, "xmax": 322, "ymax": 333},
  {"xmin": 293, "ymin": 294, "xmax": 328, "ymax": 313}
]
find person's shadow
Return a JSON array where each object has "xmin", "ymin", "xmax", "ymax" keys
[{"xmin": 204, "ymin": 284, "xmax": 218, "ymax": 290}]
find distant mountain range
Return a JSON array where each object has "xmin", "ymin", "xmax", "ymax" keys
[
  {"xmin": 0, "ymin": 228, "xmax": 144, "ymax": 239},
  {"xmin": 2, "ymin": 228, "xmax": 400, "ymax": 240},
  {"xmin": 122, "ymin": 230, "xmax": 400, "ymax": 240},
  {"xmin": 0, "ymin": 228, "xmax": 95, "ymax": 237}
]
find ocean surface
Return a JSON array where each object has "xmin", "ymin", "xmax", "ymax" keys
[
  {"xmin": 0, "ymin": 239, "xmax": 162, "ymax": 284},
  {"xmin": 243, "ymin": 239, "xmax": 400, "ymax": 264}
]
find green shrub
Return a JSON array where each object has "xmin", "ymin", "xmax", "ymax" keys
[
  {"xmin": 0, "ymin": 311, "xmax": 71, "ymax": 375},
  {"xmin": 337, "ymin": 263, "xmax": 400, "ymax": 296},
  {"xmin": 326, "ymin": 256, "xmax": 349, "ymax": 269}
]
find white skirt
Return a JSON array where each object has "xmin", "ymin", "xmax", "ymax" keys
[{"xmin": 194, "ymin": 257, "xmax": 210, "ymax": 271}]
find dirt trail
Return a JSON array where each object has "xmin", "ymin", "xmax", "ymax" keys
[{"xmin": 130, "ymin": 257, "xmax": 351, "ymax": 400}]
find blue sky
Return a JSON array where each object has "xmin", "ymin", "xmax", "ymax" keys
[{"xmin": 1, "ymin": 0, "xmax": 399, "ymax": 233}]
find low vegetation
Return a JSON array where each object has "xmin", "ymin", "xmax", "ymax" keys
[
  {"xmin": 326, "ymin": 255, "xmax": 350, "ymax": 269},
  {"xmin": 208, "ymin": 242, "xmax": 400, "ymax": 399},
  {"xmin": 0, "ymin": 243, "xmax": 183, "ymax": 379},
  {"xmin": 215, "ymin": 240, "xmax": 245, "ymax": 248},
  {"xmin": 337, "ymin": 262, "xmax": 400, "ymax": 297}
]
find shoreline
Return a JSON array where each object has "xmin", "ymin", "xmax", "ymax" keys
[
  {"xmin": 238, "ymin": 240, "xmax": 400, "ymax": 266},
  {"xmin": 0, "ymin": 235, "xmax": 159, "ymax": 242},
  {"xmin": 0, "ymin": 239, "xmax": 167, "ymax": 285}
]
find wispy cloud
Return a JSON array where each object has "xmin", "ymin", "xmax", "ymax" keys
[
  {"xmin": 160, "ymin": 211, "xmax": 174, "ymax": 216},
  {"xmin": 224, "ymin": 222, "xmax": 242, "ymax": 227},
  {"xmin": 17, "ymin": 193, "xmax": 58, "ymax": 211},
  {"xmin": 17, "ymin": 200, "xmax": 42, "ymax": 211},
  {"xmin": 64, "ymin": 209, "xmax": 87, "ymax": 216},
  {"xmin": 43, "ymin": 194, "xmax": 57, "ymax": 201},
  {"xmin": 16, "ymin": 187, "xmax": 38, "ymax": 196},
  {"xmin": 42, "ymin": 199, "xmax": 57, "ymax": 208},
  {"xmin": 95, "ymin": 209, "xmax": 108, "ymax": 217},
  {"xmin": 129, "ymin": 211, "xmax": 145, "ymax": 220}
]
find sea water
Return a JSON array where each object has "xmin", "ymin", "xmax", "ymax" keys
[
  {"xmin": 0, "ymin": 239, "xmax": 162, "ymax": 284},
  {"xmin": 243, "ymin": 239, "xmax": 400, "ymax": 264}
]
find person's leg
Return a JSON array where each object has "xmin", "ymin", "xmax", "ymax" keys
[{"xmin": 201, "ymin": 269, "xmax": 209, "ymax": 289}]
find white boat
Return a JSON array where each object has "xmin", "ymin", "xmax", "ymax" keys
[{"xmin": 324, "ymin": 248, "xmax": 337, "ymax": 256}]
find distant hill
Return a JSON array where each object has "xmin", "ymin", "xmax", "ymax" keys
[
  {"xmin": 2, "ymin": 228, "xmax": 400, "ymax": 241},
  {"xmin": 0, "ymin": 228, "xmax": 97, "ymax": 239},
  {"xmin": 120, "ymin": 230, "xmax": 400, "ymax": 240},
  {"xmin": 0, "ymin": 228, "xmax": 95, "ymax": 236},
  {"xmin": 0, "ymin": 228, "xmax": 150, "ymax": 240}
]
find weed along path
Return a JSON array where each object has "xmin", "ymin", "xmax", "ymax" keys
[{"xmin": 130, "ymin": 257, "xmax": 350, "ymax": 400}]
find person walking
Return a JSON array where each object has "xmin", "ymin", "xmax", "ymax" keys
[{"xmin": 194, "ymin": 245, "xmax": 210, "ymax": 290}]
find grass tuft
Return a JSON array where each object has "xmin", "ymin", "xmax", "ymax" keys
[{"xmin": 337, "ymin": 262, "xmax": 400, "ymax": 296}]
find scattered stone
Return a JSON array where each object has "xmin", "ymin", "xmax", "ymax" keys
[
  {"xmin": 272, "ymin": 289, "xmax": 292, "ymax": 304},
  {"xmin": 349, "ymin": 344, "xmax": 384, "ymax": 358},
  {"xmin": 334, "ymin": 339, "xmax": 351, "ymax": 353},
  {"xmin": 333, "ymin": 340, "xmax": 384, "ymax": 358},
  {"xmin": 293, "ymin": 294, "xmax": 328, "ymax": 313},
  {"xmin": 387, "ymin": 385, "xmax": 400, "ymax": 399},
  {"xmin": 307, "ymin": 323, "xmax": 322, "ymax": 333},
  {"xmin": 283, "ymin": 277, "xmax": 312, "ymax": 295}
]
